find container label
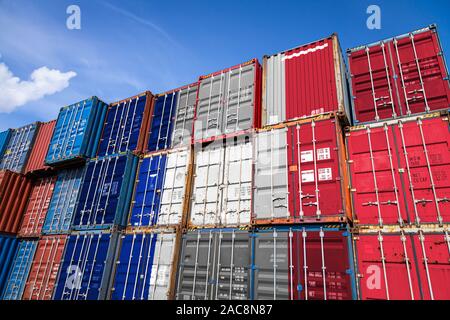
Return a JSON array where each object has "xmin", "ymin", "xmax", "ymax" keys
[
  {"xmin": 317, "ymin": 148, "xmax": 330, "ymax": 161},
  {"xmin": 301, "ymin": 150, "xmax": 313, "ymax": 163},
  {"xmin": 318, "ymin": 168, "xmax": 332, "ymax": 181},
  {"xmin": 301, "ymin": 170, "xmax": 315, "ymax": 183}
]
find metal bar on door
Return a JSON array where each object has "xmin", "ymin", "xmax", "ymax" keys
[
  {"xmin": 228, "ymin": 230, "xmax": 235, "ymax": 299},
  {"xmin": 122, "ymin": 233, "xmax": 137, "ymax": 299},
  {"xmin": 381, "ymin": 42, "xmax": 396, "ymax": 117},
  {"xmin": 311, "ymin": 121, "xmax": 321, "ymax": 218},
  {"xmin": 366, "ymin": 127, "xmax": 384, "ymax": 226},
  {"xmin": 191, "ymin": 231, "xmax": 201, "ymax": 299},
  {"xmin": 365, "ymin": 47, "xmax": 380, "ymax": 121},
  {"xmin": 296, "ymin": 125, "xmax": 304, "ymax": 219},
  {"xmin": 393, "ymin": 39, "xmax": 412, "ymax": 115},
  {"xmin": 118, "ymin": 99, "xmax": 131, "ymax": 153},
  {"xmin": 289, "ymin": 228, "xmax": 294, "ymax": 300},
  {"xmin": 71, "ymin": 233, "xmax": 93, "ymax": 300},
  {"xmin": 302, "ymin": 228, "xmax": 308, "ymax": 300},
  {"xmin": 214, "ymin": 230, "xmax": 223, "ymax": 300},
  {"xmin": 400, "ymin": 231, "xmax": 415, "ymax": 300},
  {"xmin": 140, "ymin": 232, "xmax": 155, "ymax": 300},
  {"xmin": 62, "ymin": 234, "xmax": 82, "ymax": 299},
  {"xmin": 319, "ymin": 228, "xmax": 327, "ymax": 300},
  {"xmin": 148, "ymin": 155, "xmax": 164, "ymax": 226},
  {"xmin": 163, "ymin": 94, "xmax": 176, "ymax": 150},
  {"xmin": 377, "ymin": 232, "xmax": 390, "ymax": 300},
  {"xmin": 52, "ymin": 107, "xmax": 70, "ymax": 161},
  {"xmin": 67, "ymin": 101, "xmax": 86, "ymax": 157},
  {"xmin": 39, "ymin": 237, "xmax": 59, "ymax": 300},
  {"xmin": 204, "ymin": 231, "xmax": 213, "ymax": 300},
  {"xmin": 106, "ymin": 103, "xmax": 120, "ymax": 156},
  {"xmin": 273, "ymin": 229, "xmax": 277, "ymax": 300},
  {"xmin": 81, "ymin": 234, "xmax": 102, "ymax": 300},
  {"xmin": 125, "ymin": 98, "xmax": 140, "ymax": 151},
  {"xmin": 410, "ymin": 34, "xmax": 430, "ymax": 112},
  {"xmin": 97, "ymin": 156, "xmax": 120, "ymax": 226},
  {"xmin": 133, "ymin": 233, "xmax": 147, "ymax": 300},
  {"xmin": 137, "ymin": 157, "xmax": 154, "ymax": 227},
  {"xmin": 150, "ymin": 233, "xmax": 164, "ymax": 300},
  {"xmin": 418, "ymin": 230, "xmax": 434, "ymax": 300}
]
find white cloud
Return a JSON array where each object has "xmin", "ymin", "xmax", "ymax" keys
[{"xmin": 0, "ymin": 62, "xmax": 77, "ymax": 113}]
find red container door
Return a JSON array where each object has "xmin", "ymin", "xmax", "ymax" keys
[
  {"xmin": 394, "ymin": 117, "xmax": 450, "ymax": 224},
  {"xmin": 413, "ymin": 232, "xmax": 450, "ymax": 300},
  {"xmin": 391, "ymin": 29, "xmax": 450, "ymax": 117},
  {"xmin": 23, "ymin": 235, "xmax": 66, "ymax": 300},
  {"xmin": 287, "ymin": 118, "xmax": 344, "ymax": 221},
  {"xmin": 355, "ymin": 233, "xmax": 422, "ymax": 300},
  {"xmin": 285, "ymin": 38, "xmax": 338, "ymax": 119},
  {"xmin": 347, "ymin": 125, "xmax": 408, "ymax": 226}
]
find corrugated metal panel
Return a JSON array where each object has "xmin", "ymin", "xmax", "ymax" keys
[
  {"xmin": 0, "ymin": 170, "xmax": 33, "ymax": 234},
  {"xmin": 0, "ymin": 235, "xmax": 19, "ymax": 298},
  {"xmin": 263, "ymin": 35, "xmax": 351, "ymax": 126},
  {"xmin": 353, "ymin": 229, "xmax": 449, "ymax": 300},
  {"xmin": 45, "ymin": 97, "xmax": 108, "ymax": 166},
  {"xmin": 24, "ymin": 120, "xmax": 56, "ymax": 174},
  {"xmin": 171, "ymin": 83, "xmax": 199, "ymax": 148},
  {"xmin": 53, "ymin": 231, "xmax": 119, "ymax": 300},
  {"xmin": 176, "ymin": 229, "xmax": 252, "ymax": 300},
  {"xmin": 97, "ymin": 91, "xmax": 153, "ymax": 157},
  {"xmin": 1, "ymin": 239, "xmax": 37, "ymax": 300},
  {"xmin": 42, "ymin": 167, "xmax": 85, "ymax": 234},
  {"xmin": 348, "ymin": 25, "xmax": 450, "ymax": 124},
  {"xmin": 18, "ymin": 176, "xmax": 57, "ymax": 238},
  {"xmin": 72, "ymin": 153, "xmax": 138, "ymax": 230},
  {"xmin": 346, "ymin": 113, "xmax": 450, "ymax": 226},
  {"xmin": 194, "ymin": 59, "xmax": 262, "ymax": 142},
  {"xmin": 0, "ymin": 123, "xmax": 39, "ymax": 174},
  {"xmin": 0, "ymin": 129, "xmax": 12, "ymax": 161},
  {"xmin": 253, "ymin": 227, "xmax": 355, "ymax": 300},
  {"xmin": 190, "ymin": 135, "xmax": 253, "ymax": 227},
  {"xmin": 129, "ymin": 148, "xmax": 191, "ymax": 228},
  {"xmin": 22, "ymin": 235, "xmax": 67, "ymax": 300},
  {"xmin": 110, "ymin": 230, "xmax": 181, "ymax": 300}
]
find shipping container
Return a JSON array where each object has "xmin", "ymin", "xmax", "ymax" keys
[
  {"xmin": 353, "ymin": 228, "xmax": 450, "ymax": 300},
  {"xmin": 72, "ymin": 153, "xmax": 138, "ymax": 230},
  {"xmin": 176, "ymin": 228, "xmax": 252, "ymax": 300},
  {"xmin": 97, "ymin": 91, "xmax": 154, "ymax": 157},
  {"xmin": 24, "ymin": 120, "xmax": 56, "ymax": 174},
  {"xmin": 1, "ymin": 239, "xmax": 36, "ymax": 300},
  {"xmin": 18, "ymin": 176, "xmax": 57, "ymax": 238},
  {"xmin": 348, "ymin": 25, "xmax": 450, "ymax": 124},
  {"xmin": 346, "ymin": 112, "xmax": 450, "ymax": 226},
  {"xmin": 252, "ymin": 226, "xmax": 356, "ymax": 300},
  {"xmin": 262, "ymin": 34, "xmax": 351, "ymax": 126},
  {"xmin": 109, "ymin": 229, "xmax": 181, "ymax": 300},
  {"xmin": 253, "ymin": 114, "xmax": 352, "ymax": 224},
  {"xmin": 0, "ymin": 122, "xmax": 39, "ymax": 174},
  {"xmin": 53, "ymin": 231, "xmax": 119, "ymax": 300},
  {"xmin": 45, "ymin": 97, "xmax": 108, "ymax": 166},
  {"xmin": 193, "ymin": 59, "xmax": 261, "ymax": 142},
  {"xmin": 0, "ymin": 129, "xmax": 12, "ymax": 161},
  {"xmin": 0, "ymin": 170, "xmax": 32, "ymax": 235},
  {"xmin": 0, "ymin": 235, "xmax": 19, "ymax": 298},
  {"xmin": 190, "ymin": 134, "xmax": 253, "ymax": 228},
  {"xmin": 42, "ymin": 167, "xmax": 85, "ymax": 235},
  {"xmin": 22, "ymin": 235, "xmax": 67, "ymax": 300},
  {"xmin": 129, "ymin": 148, "xmax": 192, "ymax": 228}
]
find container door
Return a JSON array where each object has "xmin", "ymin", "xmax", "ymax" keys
[
  {"xmin": 354, "ymin": 233, "xmax": 422, "ymax": 300},
  {"xmin": 413, "ymin": 232, "xmax": 450, "ymax": 300},
  {"xmin": 172, "ymin": 85, "xmax": 198, "ymax": 148},
  {"xmin": 0, "ymin": 124, "xmax": 37, "ymax": 173},
  {"xmin": 148, "ymin": 93, "xmax": 177, "ymax": 152},
  {"xmin": 394, "ymin": 117, "xmax": 450, "ymax": 225},
  {"xmin": 130, "ymin": 154, "xmax": 167, "ymax": 227},
  {"xmin": 159, "ymin": 150, "xmax": 188, "ymax": 226},
  {"xmin": 253, "ymin": 129, "xmax": 289, "ymax": 221},
  {"xmin": 264, "ymin": 54, "xmax": 286, "ymax": 126}
]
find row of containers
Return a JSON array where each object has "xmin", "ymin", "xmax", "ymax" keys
[{"xmin": 0, "ymin": 24, "xmax": 449, "ymax": 300}]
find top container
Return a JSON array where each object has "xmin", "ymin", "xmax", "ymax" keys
[
  {"xmin": 0, "ymin": 129, "xmax": 12, "ymax": 160},
  {"xmin": 0, "ymin": 123, "xmax": 39, "ymax": 174},
  {"xmin": 262, "ymin": 34, "xmax": 351, "ymax": 126},
  {"xmin": 348, "ymin": 24, "xmax": 450, "ymax": 124},
  {"xmin": 45, "ymin": 97, "xmax": 108, "ymax": 166},
  {"xmin": 24, "ymin": 120, "xmax": 56, "ymax": 175},
  {"xmin": 193, "ymin": 59, "xmax": 262, "ymax": 143},
  {"xmin": 97, "ymin": 91, "xmax": 154, "ymax": 157}
]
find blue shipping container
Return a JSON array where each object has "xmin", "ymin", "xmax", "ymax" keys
[
  {"xmin": 0, "ymin": 235, "xmax": 19, "ymax": 298},
  {"xmin": 53, "ymin": 231, "xmax": 119, "ymax": 300},
  {"xmin": 42, "ymin": 167, "xmax": 85, "ymax": 235},
  {"xmin": 97, "ymin": 92, "xmax": 152, "ymax": 157},
  {"xmin": 110, "ymin": 231, "xmax": 178, "ymax": 300},
  {"xmin": 0, "ymin": 123, "xmax": 39, "ymax": 173},
  {"xmin": 1, "ymin": 240, "xmax": 37, "ymax": 300},
  {"xmin": 129, "ymin": 153, "xmax": 167, "ymax": 227},
  {"xmin": 0, "ymin": 129, "xmax": 12, "ymax": 161},
  {"xmin": 72, "ymin": 153, "xmax": 138, "ymax": 230},
  {"xmin": 45, "ymin": 97, "xmax": 107, "ymax": 166}
]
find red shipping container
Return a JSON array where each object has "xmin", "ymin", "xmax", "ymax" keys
[
  {"xmin": 353, "ymin": 229, "xmax": 450, "ymax": 300},
  {"xmin": 24, "ymin": 120, "xmax": 56, "ymax": 174},
  {"xmin": 0, "ymin": 170, "xmax": 32, "ymax": 234},
  {"xmin": 262, "ymin": 34, "xmax": 351, "ymax": 126},
  {"xmin": 18, "ymin": 176, "xmax": 57, "ymax": 237},
  {"xmin": 348, "ymin": 25, "xmax": 450, "ymax": 124},
  {"xmin": 22, "ymin": 235, "xmax": 67, "ymax": 300},
  {"xmin": 347, "ymin": 113, "xmax": 450, "ymax": 226}
]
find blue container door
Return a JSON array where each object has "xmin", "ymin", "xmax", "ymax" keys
[
  {"xmin": 147, "ymin": 93, "xmax": 177, "ymax": 152},
  {"xmin": 130, "ymin": 154, "xmax": 167, "ymax": 227},
  {"xmin": 43, "ymin": 167, "xmax": 84, "ymax": 234},
  {"xmin": 2, "ymin": 240, "xmax": 37, "ymax": 300},
  {"xmin": 0, "ymin": 129, "xmax": 12, "ymax": 160},
  {"xmin": 73, "ymin": 155, "xmax": 128, "ymax": 228},
  {"xmin": 0, "ymin": 123, "xmax": 37, "ymax": 173},
  {"xmin": 97, "ymin": 96, "xmax": 147, "ymax": 157},
  {"xmin": 0, "ymin": 236, "xmax": 19, "ymax": 297},
  {"xmin": 53, "ymin": 233, "xmax": 111, "ymax": 300}
]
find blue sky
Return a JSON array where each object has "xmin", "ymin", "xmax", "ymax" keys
[{"xmin": 0, "ymin": 0, "xmax": 449, "ymax": 130}]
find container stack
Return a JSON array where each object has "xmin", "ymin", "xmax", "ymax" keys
[{"xmin": 346, "ymin": 24, "xmax": 450, "ymax": 300}]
